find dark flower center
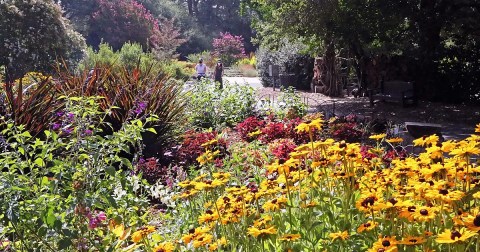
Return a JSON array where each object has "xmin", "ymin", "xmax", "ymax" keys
[
  {"xmin": 377, "ymin": 249, "xmax": 385, "ymax": 252},
  {"xmin": 409, "ymin": 239, "xmax": 418, "ymax": 243},
  {"xmin": 408, "ymin": 206, "xmax": 417, "ymax": 212},
  {"xmin": 363, "ymin": 223, "xmax": 371, "ymax": 227},
  {"xmin": 361, "ymin": 197, "xmax": 377, "ymax": 208},
  {"xmin": 450, "ymin": 230, "xmax": 462, "ymax": 240},
  {"xmin": 439, "ymin": 189, "xmax": 449, "ymax": 195},
  {"xmin": 420, "ymin": 209, "xmax": 429, "ymax": 216},
  {"xmin": 382, "ymin": 240, "xmax": 391, "ymax": 247},
  {"xmin": 206, "ymin": 209, "xmax": 213, "ymax": 215},
  {"xmin": 388, "ymin": 198, "xmax": 398, "ymax": 205},
  {"xmin": 474, "ymin": 215, "xmax": 480, "ymax": 227}
]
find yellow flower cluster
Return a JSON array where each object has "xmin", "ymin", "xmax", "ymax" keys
[{"xmin": 171, "ymin": 123, "xmax": 480, "ymax": 251}]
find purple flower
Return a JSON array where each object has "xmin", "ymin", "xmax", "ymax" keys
[
  {"xmin": 67, "ymin": 112, "xmax": 75, "ymax": 120},
  {"xmin": 55, "ymin": 111, "xmax": 64, "ymax": 117},
  {"xmin": 84, "ymin": 129, "xmax": 93, "ymax": 136},
  {"xmin": 134, "ymin": 101, "xmax": 147, "ymax": 115},
  {"xmin": 63, "ymin": 128, "xmax": 73, "ymax": 135},
  {"xmin": 52, "ymin": 123, "xmax": 61, "ymax": 130}
]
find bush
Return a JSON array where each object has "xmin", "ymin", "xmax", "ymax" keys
[
  {"xmin": 176, "ymin": 130, "xmax": 227, "ymax": 168},
  {"xmin": 212, "ymin": 32, "xmax": 246, "ymax": 67},
  {"xmin": 57, "ymin": 63, "xmax": 186, "ymax": 154},
  {"xmin": 186, "ymin": 51, "xmax": 216, "ymax": 68},
  {"xmin": 256, "ymin": 40, "xmax": 313, "ymax": 89},
  {"xmin": 185, "ymin": 79, "xmax": 256, "ymax": 129},
  {"xmin": 0, "ymin": 97, "xmax": 152, "ymax": 250}
]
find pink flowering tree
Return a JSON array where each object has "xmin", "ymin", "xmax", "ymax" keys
[{"xmin": 212, "ymin": 32, "xmax": 246, "ymax": 66}]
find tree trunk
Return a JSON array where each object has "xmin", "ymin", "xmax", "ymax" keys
[
  {"xmin": 323, "ymin": 38, "xmax": 341, "ymax": 97},
  {"xmin": 187, "ymin": 0, "xmax": 193, "ymax": 16}
]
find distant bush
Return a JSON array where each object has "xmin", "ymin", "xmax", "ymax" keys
[
  {"xmin": 186, "ymin": 51, "xmax": 216, "ymax": 68},
  {"xmin": 212, "ymin": 32, "xmax": 246, "ymax": 67},
  {"xmin": 185, "ymin": 79, "xmax": 256, "ymax": 129},
  {"xmin": 256, "ymin": 40, "xmax": 313, "ymax": 89}
]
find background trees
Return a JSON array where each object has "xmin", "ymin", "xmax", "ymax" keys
[
  {"xmin": 0, "ymin": 0, "xmax": 86, "ymax": 82},
  {"xmin": 243, "ymin": 0, "xmax": 480, "ymax": 104}
]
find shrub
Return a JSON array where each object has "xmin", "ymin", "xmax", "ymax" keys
[
  {"xmin": 186, "ymin": 51, "xmax": 216, "ymax": 68},
  {"xmin": 57, "ymin": 63, "xmax": 186, "ymax": 153},
  {"xmin": 212, "ymin": 32, "xmax": 246, "ymax": 67},
  {"xmin": 185, "ymin": 79, "xmax": 256, "ymax": 129},
  {"xmin": 268, "ymin": 138, "xmax": 297, "ymax": 162},
  {"xmin": 0, "ymin": 97, "xmax": 152, "ymax": 250},
  {"xmin": 176, "ymin": 130, "xmax": 227, "ymax": 168},
  {"xmin": 2, "ymin": 73, "xmax": 63, "ymax": 135},
  {"xmin": 235, "ymin": 116, "xmax": 266, "ymax": 142},
  {"xmin": 256, "ymin": 40, "xmax": 312, "ymax": 89}
]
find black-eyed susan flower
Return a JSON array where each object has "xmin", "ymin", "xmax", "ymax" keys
[
  {"xmin": 296, "ymin": 118, "xmax": 323, "ymax": 133},
  {"xmin": 475, "ymin": 123, "xmax": 480, "ymax": 133},
  {"xmin": 198, "ymin": 209, "xmax": 219, "ymax": 224},
  {"xmin": 262, "ymin": 196, "xmax": 287, "ymax": 212},
  {"xmin": 247, "ymin": 226, "xmax": 277, "ymax": 238},
  {"xmin": 131, "ymin": 226, "xmax": 155, "ymax": 243},
  {"xmin": 412, "ymin": 206, "xmax": 438, "ymax": 222},
  {"xmin": 329, "ymin": 231, "xmax": 349, "ymax": 241},
  {"xmin": 357, "ymin": 221, "xmax": 378, "ymax": 233},
  {"xmin": 386, "ymin": 137, "xmax": 403, "ymax": 144},
  {"xmin": 279, "ymin": 234, "xmax": 301, "ymax": 241},
  {"xmin": 368, "ymin": 236, "xmax": 398, "ymax": 252},
  {"xmin": 398, "ymin": 235, "xmax": 426, "ymax": 245},
  {"xmin": 369, "ymin": 133, "xmax": 386, "ymax": 141},
  {"xmin": 435, "ymin": 228, "xmax": 477, "ymax": 243},
  {"xmin": 193, "ymin": 233, "xmax": 213, "ymax": 248},
  {"xmin": 153, "ymin": 241, "xmax": 175, "ymax": 252},
  {"xmin": 461, "ymin": 209, "xmax": 480, "ymax": 231}
]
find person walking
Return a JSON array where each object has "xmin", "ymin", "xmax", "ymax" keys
[
  {"xmin": 213, "ymin": 60, "xmax": 224, "ymax": 88},
  {"xmin": 195, "ymin": 58, "xmax": 207, "ymax": 81}
]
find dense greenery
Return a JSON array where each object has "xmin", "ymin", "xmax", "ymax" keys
[
  {"xmin": 0, "ymin": 0, "xmax": 86, "ymax": 82},
  {"xmin": 243, "ymin": 0, "xmax": 480, "ymax": 103}
]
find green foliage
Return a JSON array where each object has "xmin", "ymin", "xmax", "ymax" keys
[
  {"xmin": 186, "ymin": 51, "xmax": 217, "ymax": 68},
  {"xmin": 275, "ymin": 87, "xmax": 307, "ymax": 119},
  {"xmin": 0, "ymin": 97, "xmax": 152, "ymax": 250},
  {"xmin": 0, "ymin": 0, "xmax": 86, "ymax": 82},
  {"xmin": 185, "ymin": 79, "xmax": 256, "ymax": 129},
  {"xmin": 256, "ymin": 40, "xmax": 308, "ymax": 87},
  {"xmin": 78, "ymin": 42, "xmax": 191, "ymax": 81}
]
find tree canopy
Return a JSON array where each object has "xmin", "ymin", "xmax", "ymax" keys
[
  {"xmin": 0, "ymin": 0, "xmax": 86, "ymax": 82},
  {"xmin": 244, "ymin": 0, "xmax": 480, "ymax": 103}
]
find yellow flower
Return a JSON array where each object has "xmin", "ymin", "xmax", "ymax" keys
[
  {"xmin": 247, "ymin": 130, "xmax": 262, "ymax": 137},
  {"xmin": 329, "ymin": 231, "xmax": 349, "ymax": 241},
  {"xmin": 198, "ymin": 209, "xmax": 219, "ymax": 224},
  {"xmin": 357, "ymin": 221, "xmax": 378, "ymax": 233},
  {"xmin": 296, "ymin": 118, "xmax": 323, "ymax": 133},
  {"xmin": 193, "ymin": 233, "xmax": 213, "ymax": 248},
  {"xmin": 398, "ymin": 235, "xmax": 426, "ymax": 245},
  {"xmin": 201, "ymin": 139, "xmax": 218, "ymax": 147},
  {"xmin": 279, "ymin": 234, "xmax": 301, "ymax": 241},
  {"xmin": 386, "ymin": 137, "xmax": 403, "ymax": 144},
  {"xmin": 436, "ymin": 228, "xmax": 477, "ymax": 243},
  {"xmin": 368, "ymin": 236, "xmax": 398, "ymax": 252},
  {"xmin": 369, "ymin": 133, "xmax": 386, "ymax": 141},
  {"xmin": 247, "ymin": 226, "xmax": 277, "ymax": 238},
  {"xmin": 131, "ymin": 226, "xmax": 155, "ymax": 243},
  {"xmin": 475, "ymin": 123, "xmax": 480, "ymax": 133},
  {"xmin": 153, "ymin": 241, "xmax": 175, "ymax": 252},
  {"xmin": 449, "ymin": 141, "xmax": 480, "ymax": 158}
]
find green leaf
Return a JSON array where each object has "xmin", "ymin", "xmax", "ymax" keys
[
  {"xmin": 34, "ymin": 157, "xmax": 45, "ymax": 167},
  {"xmin": 136, "ymin": 120, "xmax": 143, "ymax": 127},
  {"xmin": 146, "ymin": 127, "xmax": 157, "ymax": 134},
  {"xmin": 18, "ymin": 147, "xmax": 25, "ymax": 155},
  {"xmin": 105, "ymin": 166, "xmax": 116, "ymax": 177},
  {"xmin": 58, "ymin": 238, "xmax": 72, "ymax": 250},
  {"xmin": 45, "ymin": 208, "xmax": 56, "ymax": 228}
]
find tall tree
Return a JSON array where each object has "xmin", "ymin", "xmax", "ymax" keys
[{"xmin": 0, "ymin": 0, "xmax": 86, "ymax": 82}]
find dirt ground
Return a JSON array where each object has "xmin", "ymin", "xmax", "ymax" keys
[{"xmin": 256, "ymin": 87, "xmax": 480, "ymax": 141}]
